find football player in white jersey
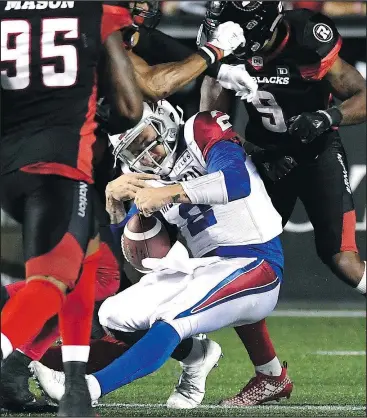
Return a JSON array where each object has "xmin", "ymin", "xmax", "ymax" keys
[{"xmin": 33, "ymin": 100, "xmax": 287, "ymax": 406}]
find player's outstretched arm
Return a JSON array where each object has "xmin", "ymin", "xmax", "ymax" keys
[
  {"xmin": 128, "ymin": 22, "xmax": 246, "ymax": 101},
  {"xmin": 128, "ymin": 51, "xmax": 207, "ymax": 101},
  {"xmin": 325, "ymin": 57, "xmax": 367, "ymax": 126},
  {"xmin": 288, "ymin": 57, "xmax": 366, "ymax": 143},
  {"xmin": 104, "ymin": 31, "xmax": 144, "ymax": 125}
]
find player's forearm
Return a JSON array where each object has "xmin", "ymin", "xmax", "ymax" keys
[
  {"xmin": 338, "ymin": 89, "xmax": 367, "ymax": 125},
  {"xmin": 105, "ymin": 32, "xmax": 143, "ymax": 124},
  {"xmin": 139, "ymin": 54, "xmax": 208, "ymax": 101},
  {"xmin": 200, "ymin": 76, "xmax": 233, "ymax": 113},
  {"xmin": 326, "ymin": 57, "xmax": 367, "ymax": 126},
  {"xmin": 163, "ymin": 184, "xmax": 192, "ymax": 205}
]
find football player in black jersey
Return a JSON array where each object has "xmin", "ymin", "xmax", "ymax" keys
[
  {"xmin": 0, "ymin": 2, "xmax": 144, "ymax": 415},
  {"xmin": 199, "ymin": 1, "xmax": 366, "ymax": 406}
]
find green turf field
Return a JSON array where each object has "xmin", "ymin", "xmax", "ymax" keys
[{"xmin": 2, "ymin": 315, "xmax": 366, "ymax": 417}]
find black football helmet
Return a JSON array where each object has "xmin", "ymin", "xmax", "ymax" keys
[
  {"xmin": 130, "ymin": 1, "xmax": 162, "ymax": 29},
  {"xmin": 107, "ymin": 1, "xmax": 161, "ymax": 29},
  {"xmin": 199, "ymin": 1, "xmax": 284, "ymax": 58}
]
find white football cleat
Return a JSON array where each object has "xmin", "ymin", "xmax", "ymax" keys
[
  {"xmin": 166, "ymin": 335, "xmax": 222, "ymax": 409},
  {"xmin": 30, "ymin": 361, "xmax": 99, "ymax": 405}
]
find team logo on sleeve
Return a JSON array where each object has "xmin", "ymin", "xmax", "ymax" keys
[
  {"xmin": 313, "ymin": 23, "xmax": 333, "ymax": 43},
  {"xmin": 251, "ymin": 56, "xmax": 264, "ymax": 70}
]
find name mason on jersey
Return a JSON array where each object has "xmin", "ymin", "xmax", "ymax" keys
[
  {"xmin": 5, "ymin": 1, "xmax": 74, "ymax": 10},
  {"xmin": 252, "ymin": 76, "xmax": 290, "ymax": 85}
]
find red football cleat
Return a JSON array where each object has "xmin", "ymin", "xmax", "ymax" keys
[{"xmin": 219, "ymin": 362, "xmax": 293, "ymax": 406}]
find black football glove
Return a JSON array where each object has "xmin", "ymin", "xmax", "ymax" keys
[
  {"xmin": 287, "ymin": 107, "xmax": 343, "ymax": 144},
  {"xmin": 252, "ymin": 150, "xmax": 298, "ymax": 182}
]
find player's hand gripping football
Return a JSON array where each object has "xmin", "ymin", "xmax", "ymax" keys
[
  {"xmin": 201, "ymin": 21, "xmax": 246, "ymax": 62},
  {"xmin": 135, "ymin": 184, "xmax": 188, "ymax": 218},
  {"xmin": 217, "ymin": 64, "xmax": 258, "ymax": 103},
  {"xmin": 287, "ymin": 107, "xmax": 343, "ymax": 144},
  {"xmin": 106, "ymin": 173, "xmax": 159, "ymax": 223}
]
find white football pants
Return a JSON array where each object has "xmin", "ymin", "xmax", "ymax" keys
[{"xmin": 99, "ymin": 245, "xmax": 280, "ymax": 340}]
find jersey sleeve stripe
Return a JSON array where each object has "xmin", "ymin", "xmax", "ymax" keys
[{"xmin": 299, "ymin": 36, "xmax": 342, "ymax": 80}]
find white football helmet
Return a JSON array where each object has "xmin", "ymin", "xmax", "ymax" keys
[{"xmin": 109, "ymin": 100, "xmax": 183, "ymax": 176}]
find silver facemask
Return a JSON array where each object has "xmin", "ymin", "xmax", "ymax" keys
[{"xmin": 109, "ymin": 101, "xmax": 183, "ymax": 176}]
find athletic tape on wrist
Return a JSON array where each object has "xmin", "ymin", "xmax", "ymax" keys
[{"xmin": 198, "ymin": 44, "xmax": 221, "ymax": 65}]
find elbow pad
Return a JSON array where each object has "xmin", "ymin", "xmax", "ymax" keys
[{"xmin": 180, "ymin": 172, "xmax": 228, "ymax": 205}]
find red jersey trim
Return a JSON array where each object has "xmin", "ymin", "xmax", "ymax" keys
[
  {"xmin": 101, "ymin": 5, "xmax": 133, "ymax": 43},
  {"xmin": 20, "ymin": 163, "xmax": 93, "ymax": 184},
  {"xmin": 26, "ymin": 232, "xmax": 84, "ymax": 289},
  {"xmin": 300, "ymin": 36, "xmax": 342, "ymax": 81},
  {"xmin": 247, "ymin": 23, "xmax": 290, "ymax": 70},
  {"xmin": 340, "ymin": 210, "xmax": 358, "ymax": 253},
  {"xmin": 265, "ymin": 22, "xmax": 291, "ymax": 64},
  {"xmin": 21, "ymin": 72, "xmax": 98, "ymax": 184}
]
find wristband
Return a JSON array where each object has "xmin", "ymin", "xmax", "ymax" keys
[
  {"xmin": 326, "ymin": 106, "xmax": 343, "ymax": 127},
  {"xmin": 205, "ymin": 61, "xmax": 223, "ymax": 78},
  {"xmin": 198, "ymin": 43, "xmax": 223, "ymax": 65}
]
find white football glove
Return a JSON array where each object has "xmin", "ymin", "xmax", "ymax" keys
[
  {"xmin": 208, "ymin": 21, "xmax": 246, "ymax": 58},
  {"xmin": 217, "ymin": 64, "xmax": 258, "ymax": 103}
]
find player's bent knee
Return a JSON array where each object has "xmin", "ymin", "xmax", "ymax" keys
[
  {"xmin": 26, "ymin": 276, "xmax": 68, "ymax": 294},
  {"xmin": 328, "ymin": 251, "xmax": 365, "ymax": 282},
  {"xmin": 98, "ymin": 295, "xmax": 143, "ymax": 332},
  {"xmin": 86, "ymin": 234, "xmax": 100, "ymax": 258}
]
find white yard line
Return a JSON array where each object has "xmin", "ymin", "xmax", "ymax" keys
[
  {"xmin": 97, "ymin": 403, "xmax": 365, "ymax": 412},
  {"xmin": 271, "ymin": 310, "xmax": 365, "ymax": 318},
  {"xmin": 313, "ymin": 350, "xmax": 366, "ymax": 356}
]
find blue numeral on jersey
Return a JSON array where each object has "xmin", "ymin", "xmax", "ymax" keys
[{"xmin": 179, "ymin": 204, "xmax": 217, "ymax": 237}]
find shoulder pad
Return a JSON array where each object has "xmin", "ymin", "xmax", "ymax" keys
[
  {"xmin": 287, "ymin": 10, "xmax": 340, "ymax": 58},
  {"xmin": 286, "ymin": 10, "xmax": 342, "ymax": 80},
  {"xmin": 184, "ymin": 111, "xmax": 240, "ymax": 159}
]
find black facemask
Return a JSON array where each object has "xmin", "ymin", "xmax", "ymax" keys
[
  {"xmin": 199, "ymin": 1, "xmax": 284, "ymax": 59},
  {"xmin": 131, "ymin": 1, "xmax": 162, "ymax": 30}
]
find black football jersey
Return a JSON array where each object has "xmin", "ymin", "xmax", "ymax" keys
[
  {"xmin": 1, "ymin": 1, "xmax": 132, "ymax": 182},
  {"xmin": 241, "ymin": 9, "xmax": 342, "ymax": 153}
]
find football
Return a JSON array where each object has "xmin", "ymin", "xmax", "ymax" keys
[{"xmin": 122, "ymin": 213, "xmax": 171, "ymax": 272}]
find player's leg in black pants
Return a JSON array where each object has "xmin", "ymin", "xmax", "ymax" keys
[
  {"xmin": 262, "ymin": 170, "xmax": 299, "ymax": 229},
  {"xmin": 297, "ymin": 139, "xmax": 365, "ymax": 294},
  {"xmin": 0, "ymin": 171, "xmax": 99, "ymax": 416}
]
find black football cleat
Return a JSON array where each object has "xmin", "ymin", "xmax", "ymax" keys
[
  {"xmin": 0, "ymin": 350, "xmax": 56, "ymax": 413},
  {"xmin": 57, "ymin": 361, "xmax": 95, "ymax": 417}
]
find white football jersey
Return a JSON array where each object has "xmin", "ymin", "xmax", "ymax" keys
[{"xmin": 150, "ymin": 111, "xmax": 283, "ymax": 259}]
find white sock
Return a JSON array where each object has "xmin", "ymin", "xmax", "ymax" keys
[
  {"xmin": 61, "ymin": 345, "xmax": 90, "ymax": 363},
  {"xmin": 356, "ymin": 262, "xmax": 366, "ymax": 295},
  {"xmin": 87, "ymin": 374, "xmax": 102, "ymax": 401},
  {"xmin": 255, "ymin": 357, "xmax": 282, "ymax": 377},
  {"xmin": 1, "ymin": 333, "xmax": 13, "ymax": 360}
]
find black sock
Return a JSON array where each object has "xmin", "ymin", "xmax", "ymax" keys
[
  {"xmin": 108, "ymin": 328, "xmax": 193, "ymax": 362},
  {"xmin": 171, "ymin": 338, "xmax": 194, "ymax": 362},
  {"xmin": 3, "ymin": 350, "xmax": 32, "ymax": 370}
]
